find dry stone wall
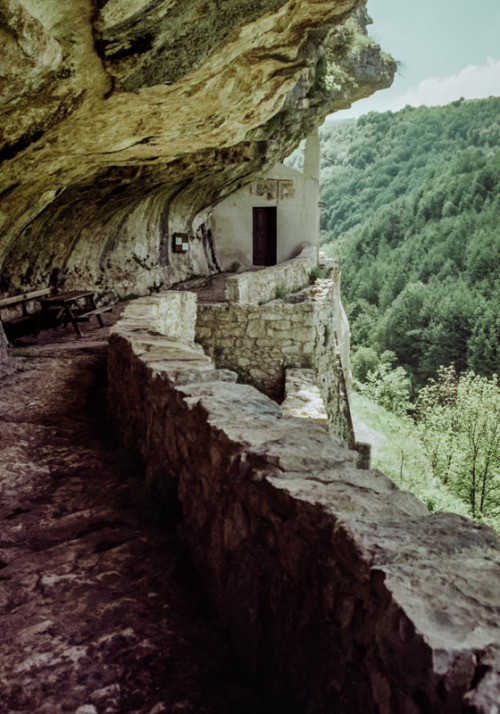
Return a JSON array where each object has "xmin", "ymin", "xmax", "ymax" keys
[
  {"xmin": 196, "ymin": 277, "xmax": 352, "ymax": 442},
  {"xmin": 319, "ymin": 255, "xmax": 352, "ymax": 393},
  {"xmin": 109, "ymin": 295, "xmax": 500, "ymax": 714}
]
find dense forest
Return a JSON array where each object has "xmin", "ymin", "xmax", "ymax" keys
[
  {"xmin": 286, "ymin": 97, "xmax": 500, "ymax": 529},
  {"xmin": 288, "ymin": 96, "xmax": 500, "ymax": 390}
]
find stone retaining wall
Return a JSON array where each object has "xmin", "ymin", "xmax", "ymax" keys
[
  {"xmin": 196, "ymin": 279, "xmax": 352, "ymax": 442},
  {"xmin": 108, "ymin": 295, "xmax": 500, "ymax": 714},
  {"xmin": 319, "ymin": 255, "xmax": 352, "ymax": 394},
  {"xmin": 224, "ymin": 246, "xmax": 317, "ymax": 304}
]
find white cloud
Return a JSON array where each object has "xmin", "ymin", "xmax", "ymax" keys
[{"xmin": 390, "ymin": 57, "xmax": 500, "ymax": 111}]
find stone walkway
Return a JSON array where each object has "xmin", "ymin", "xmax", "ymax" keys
[
  {"xmin": 0, "ymin": 311, "xmax": 265, "ymax": 714},
  {"xmin": 170, "ymin": 273, "xmax": 230, "ymax": 303}
]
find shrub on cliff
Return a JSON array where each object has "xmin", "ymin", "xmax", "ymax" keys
[
  {"xmin": 355, "ymin": 350, "xmax": 411, "ymax": 415},
  {"xmin": 351, "ymin": 345, "xmax": 379, "ymax": 383}
]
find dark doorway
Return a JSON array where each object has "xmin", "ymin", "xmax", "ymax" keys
[{"xmin": 252, "ymin": 207, "xmax": 277, "ymax": 266}]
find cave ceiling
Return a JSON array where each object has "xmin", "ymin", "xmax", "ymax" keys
[{"xmin": 0, "ymin": 0, "xmax": 396, "ymax": 296}]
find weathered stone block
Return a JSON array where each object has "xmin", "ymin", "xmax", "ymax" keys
[{"xmin": 109, "ymin": 301, "xmax": 500, "ymax": 714}]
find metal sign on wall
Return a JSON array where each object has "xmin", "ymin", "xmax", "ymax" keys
[{"xmin": 172, "ymin": 232, "xmax": 189, "ymax": 253}]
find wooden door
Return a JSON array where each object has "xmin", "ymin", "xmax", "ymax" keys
[{"xmin": 252, "ymin": 207, "xmax": 277, "ymax": 266}]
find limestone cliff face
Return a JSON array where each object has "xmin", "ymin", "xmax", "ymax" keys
[{"xmin": 0, "ymin": 0, "xmax": 395, "ymax": 298}]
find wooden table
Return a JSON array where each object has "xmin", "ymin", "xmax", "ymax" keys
[{"xmin": 40, "ymin": 290, "xmax": 103, "ymax": 337}]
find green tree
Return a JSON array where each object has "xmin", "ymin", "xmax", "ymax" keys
[
  {"xmin": 468, "ymin": 304, "xmax": 500, "ymax": 377},
  {"xmin": 361, "ymin": 353, "xmax": 412, "ymax": 415},
  {"xmin": 318, "ymin": 97, "xmax": 500, "ymax": 386},
  {"xmin": 348, "ymin": 299, "xmax": 380, "ymax": 348},
  {"xmin": 416, "ymin": 367, "xmax": 500, "ymax": 523},
  {"xmin": 378, "ymin": 281, "xmax": 434, "ymax": 382},
  {"xmin": 351, "ymin": 345, "xmax": 379, "ymax": 383}
]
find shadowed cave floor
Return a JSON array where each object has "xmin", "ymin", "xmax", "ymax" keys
[{"xmin": 0, "ymin": 306, "xmax": 268, "ymax": 714}]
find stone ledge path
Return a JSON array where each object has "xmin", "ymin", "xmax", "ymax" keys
[{"xmin": 0, "ymin": 310, "xmax": 265, "ymax": 714}]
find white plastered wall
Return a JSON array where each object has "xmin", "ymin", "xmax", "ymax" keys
[{"xmin": 210, "ymin": 148, "xmax": 320, "ymax": 271}]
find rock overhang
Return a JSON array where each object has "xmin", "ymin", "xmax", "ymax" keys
[{"xmin": 0, "ymin": 0, "xmax": 396, "ymax": 295}]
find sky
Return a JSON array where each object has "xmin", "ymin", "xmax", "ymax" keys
[{"xmin": 329, "ymin": 0, "xmax": 500, "ymax": 120}]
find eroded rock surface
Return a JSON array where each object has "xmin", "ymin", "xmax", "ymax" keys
[
  {"xmin": 0, "ymin": 0, "xmax": 396, "ymax": 298},
  {"xmin": 0, "ymin": 318, "xmax": 267, "ymax": 714},
  {"xmin": 0, "ymin": 322, "xmax": 13, "ymax": 377}
]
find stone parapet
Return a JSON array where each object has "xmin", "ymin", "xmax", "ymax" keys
[
  {"xmin": 109, "ymin": 299, "xmax": 500, "ymax": 714},
  {"xmin": 196, "ymin": 278, "xmax": 352, "ymax": 442},
  {"xmin": 111, "ymin": 292, "xmax": 198, "ymax": 342},
  {"xmin": 224, "ymin": 245, "xmax": 318, "ymax": 304},
  {"xmin": 282, "ymin": 368, "xmax": 328, "ymax": 425}
]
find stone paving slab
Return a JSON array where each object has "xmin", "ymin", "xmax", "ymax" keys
[{"xmin": 0, "ymin": 324, "xmax": 266, "ymax": 714}]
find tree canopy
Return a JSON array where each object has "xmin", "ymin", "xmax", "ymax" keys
[{"xmin": 312, "ymin": 97, "xmax": 500, "ymax": 388}]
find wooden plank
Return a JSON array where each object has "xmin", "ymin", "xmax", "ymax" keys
[
  {"xmin": 0, "ymin": 288, "xmax": 50, "ymax": 308},
  {"xmin": 39, "ymin": 290, "xmax": 93, "ymax": 304},
  {"xmin": 78, "ymin": 306, "xmax": 112, "ymax": 317}
]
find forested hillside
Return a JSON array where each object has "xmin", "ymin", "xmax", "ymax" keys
[{"xmin": 314, "ymin": 97, "xmax": 500, "ymax": 389}]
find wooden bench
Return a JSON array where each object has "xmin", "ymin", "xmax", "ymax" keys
[
  {"xmin": 75, "ymin": 305, "xmax": 113, "ymax": 324},
  {"xmin": 0, "ymin": 288, "xmax": 51, "ymax": 336}
]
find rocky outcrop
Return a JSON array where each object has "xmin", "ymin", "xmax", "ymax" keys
[
  {"xmin": 0, "ymin": 0, "xmax": 395, "ymax": 298},
  {"xmin": 108, "ymin": 294, "xmax": 500, "ymax": 714},
  {"xmin": 0, "ymin": 321, "xmax": 12, "ymax": 376}
]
